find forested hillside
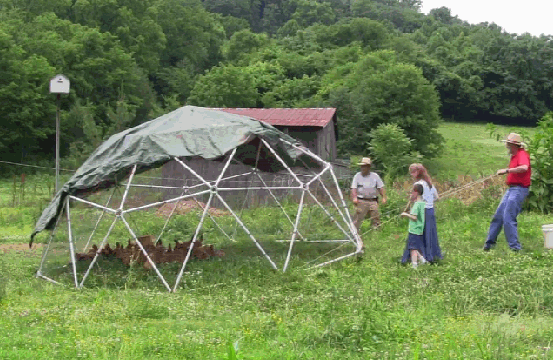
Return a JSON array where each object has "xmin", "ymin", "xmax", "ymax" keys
[{"xmin": 1, "ymin": 0, "xmax": 551, "ymax": 165}]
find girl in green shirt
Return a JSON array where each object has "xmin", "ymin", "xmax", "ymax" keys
[{"xmin": 401, "ymin": 183, "xmax": 427, "ymax": 269}]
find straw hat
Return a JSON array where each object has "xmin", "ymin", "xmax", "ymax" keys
[
  {"xmin": 501, "ymin": 133, "xmax": 526, "ymax": 147},
  {"xmin": 357, "ymin": 157, "xmax": 372, "ymax": 166}
]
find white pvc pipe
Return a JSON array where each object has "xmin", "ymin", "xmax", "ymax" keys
[
  {"xmin": 306, "ymin": 190, "xmax": 353, "ymax": 242},
  {"xmin": 123, "ymin": 189, "xmax": 211, "ymax": 214},
  {"xmin": 329, "ymin": 167, "xmax": 362, "ymax": 250},
  {"xmin": 174, "ymin": 157, "xmax": 212, "ymax": 188},
  {"xmin": 36, "ymin": 201, "xmax": 65, "ymax": 277},
  {"xmin": 83, "ymin": 187, "xmax": 116, "ymax": 252},
  {"xmin": 215, "ymin": 192, "xmax": 278, "ymax": 270},
  {"xmin": 65, "ymin": 197, "xmax": 79, "ymax": 288},
  {"xmin": 78, "ymin": 216, "xmax": 119, "ymax": 289},
  {"xmin": 120, "ymin": 215, "xmax": 172, "ymax": 292},
  {"xmin": 283, "ymin": 189, "xmax": 306, "ymax": 273},
  {"xmin": 255, "ymin": 172, "xmax": 306, "ymax": 241},
  {"xmin": 275, "ymin": 239, "xmax": 350, "ymax": 243},
  {"xmin": 38, "ymin": 274, "xmax": 65, "ymax": 286},
  {"xmin": 68, "ymin": 195, "xmax": 116, "ymax": 214},
  {"xmin": 261, "ymin": 139, "xmax": 304, "ymax": 187},
  {"xmin": 124, "ymin": 183, "xmax": 186, "ymax": 190},
  {"xmin": 305, "ymin": 165, "xmax": 330, "ymax": 187},
  {"xmin": 119, "ymin": 164, "xmax": 137, "ymax": 210},
  {"xmin": 217, "ymin": 186, "xmax": 302, "ymax": 191},
  {"xmin": 312, "ymin": 251, "xmax": 360, "ymax": 268},
  {"xmin": 173, "ymin": 193, "xmax": 215, "ymax": 292}
]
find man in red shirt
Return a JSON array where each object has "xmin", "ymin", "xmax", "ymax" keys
[{"xmin": 484, "ymin": 133, "xmax": 531, "ymax": 251}]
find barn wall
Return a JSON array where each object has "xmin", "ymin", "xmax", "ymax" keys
[
  {"xmin": 274, "ymin": 125, "xmax": 337, "ymax": 162},
  {"xmin": 316, "ymin": 122, "xmax": 337, "ymax": 161},
  {"xmin": 275, "ymin": 126, "xmax": 319, "ymax": 153},
  {"xmin": 160, "ymin": 158, "xmax": 351, "ymax": 209}
]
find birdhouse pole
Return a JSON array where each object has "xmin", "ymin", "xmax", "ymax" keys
[{"xmin": 49, "ymin": 75, "xmax": 70, "ymax": 194}]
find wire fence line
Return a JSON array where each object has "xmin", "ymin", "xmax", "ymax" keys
[
  {"xmin": 0, "ymin": 159, "xmax": 354, "ymax": 210},
  {"xmin": 0, "ymin": 159, "xmax": 502, "ymax": 218}
]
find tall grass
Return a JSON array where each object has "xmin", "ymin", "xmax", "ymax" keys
[{"xmin": 1, "ymin": 173, "xmax": 552, "ymax": 358}]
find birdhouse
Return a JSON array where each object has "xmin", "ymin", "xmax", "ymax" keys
[{"xmin": 49, "ymin": 74, "xmax": 70, "ymax": 94}]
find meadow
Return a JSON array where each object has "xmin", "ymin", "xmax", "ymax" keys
[{"xmin": 1, "ymin": 122, "xmax": 552, "ymax": 359}]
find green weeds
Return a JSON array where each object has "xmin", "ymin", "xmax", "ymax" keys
[{"xmin": 1, "ymin": 124, "xmax": 552, "ymax": 359}]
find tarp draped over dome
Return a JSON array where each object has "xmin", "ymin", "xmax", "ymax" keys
[{"xmin": 31, "ymin": 106, "xmax": 310, "ymax": 242}]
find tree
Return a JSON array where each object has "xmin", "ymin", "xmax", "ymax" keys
[
  {"xmin": 319, "ymin": 51, "xmax": 443, "ymax": 157},
  {"xmin": 262, "ymin": 75, "xmax": 320, "ymax": 107},
  {"xmin": 222, "ymin": 29, "xmax": 269, "ymax": 63},
  {"xmin": 0, "ymin": 11, "xmax": 148, "ymax": 161},
  {"xmin": 187, "ymin": 65, "xmax": 258, "ymax": 107},
  {"xmin": 0, "ymin": 26, "xmax": 55, "ymax": 160},
  {"xmin": 71, "ymin": 0, "xmax": 166, "ymax": 73},
  {"xmin": 153, "ymin": 0, "xmax": 225, "ymax": 71},
  {"xmin": 291, "ymin": 0, "xmax": 336, "ymax": 28},
  {"xmin": 202, "ymin": 0, "xmax": 263, "ymax": 31}
]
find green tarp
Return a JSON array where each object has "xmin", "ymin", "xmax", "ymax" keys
[{"xmin": 31, "ymin": 106, "xmax": 309, "ymax": 242}]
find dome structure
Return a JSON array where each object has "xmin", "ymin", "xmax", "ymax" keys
[{"xmin": 32, "ymin": 106, "xmax": 362, "ymax": 291}]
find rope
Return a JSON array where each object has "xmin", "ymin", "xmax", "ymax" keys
[{"xmin": 357, "ymin": 173, "xmax": 500, "ymax": 238}]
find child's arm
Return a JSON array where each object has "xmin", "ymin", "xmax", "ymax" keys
[{"xmin": 400, "ymin": 212, "xmax": 417, "ymax": 221}]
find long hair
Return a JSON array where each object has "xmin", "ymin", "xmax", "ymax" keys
[{"xmin": 409, "ymin": 163, "xmax": 434, "ymax": 188}]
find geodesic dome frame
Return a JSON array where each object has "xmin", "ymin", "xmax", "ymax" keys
[{"xmin": 31, "ymin": 107, "xmax": 362, "ymax": 291}]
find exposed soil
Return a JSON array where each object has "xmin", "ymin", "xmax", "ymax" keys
[
  {"xmin": 156, "ymin": 200, "xmax": 229, "ymax": 218},
  {"xmin": 0, "ymin": 243, "xmax": 42, "ymax": 253}
]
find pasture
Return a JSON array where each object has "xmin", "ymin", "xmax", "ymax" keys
[{"xmin": 1, "ymin": 122, "xmax": 551, "ymax": 359}]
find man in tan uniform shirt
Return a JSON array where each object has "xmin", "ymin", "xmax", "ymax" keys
[{"xmin": 351, "ymin": 157, "xmax": 387, "ymax": 234}]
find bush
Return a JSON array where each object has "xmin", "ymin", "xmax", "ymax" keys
[
  {"xmin": 368, "ymin": 123, "xmax": 421, "ymax": 178},
  {"xmin": 526, "ymin": 112, "xmax": 553, "ymax": 213}
]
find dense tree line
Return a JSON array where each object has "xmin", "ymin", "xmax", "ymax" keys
[{"xmin": 1, "ymin": 0, "xmax": 552, "ymax": 165}]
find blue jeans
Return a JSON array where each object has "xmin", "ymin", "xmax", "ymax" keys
[{"xmin": 486, "ymin": 186, "xmax": 529, "ymax": 250}]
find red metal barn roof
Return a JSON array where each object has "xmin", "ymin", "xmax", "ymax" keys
[{"xmin": 213, "ymin": 108, "xmax": 336, "ymax": 127}]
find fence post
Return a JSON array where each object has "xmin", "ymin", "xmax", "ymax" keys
[
  {"xmin": 12, "ymin": 175, "xmax": 16, "ymax": 207},
  {"xmin": 21, "ymin": 173, "xmax": 25, "ymax": 202}
]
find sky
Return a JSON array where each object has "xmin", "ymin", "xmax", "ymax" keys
[{"xmin": 420, "ymin": 0, "xmax": 553, "ymax": 37}]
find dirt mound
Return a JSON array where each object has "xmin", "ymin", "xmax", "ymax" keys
[
  {"xmin": 75, "ymin": 234, "xmax": 225, "ymax": 270},
  {"xmin": 156, "ymin": 200, "xmax": 229, "ymax": 218}
]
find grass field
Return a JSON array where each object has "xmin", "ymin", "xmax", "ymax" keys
[
  {"xmin": 426, "ymin": 122, "xmax": 535, "ymax": 180},
  {"xmin": 1, "ymin": 122, "xmax": 552, "ymax": 359}
]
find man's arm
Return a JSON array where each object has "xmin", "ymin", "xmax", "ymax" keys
[
  {"xmin": 378, "ymin": 187, "xmax": 387, "ymax": 204},
  {"xmin": 351, "ymin": 188, "xmax": 358, "ymax": 204},
  {"xmin": 498, "ymin": 151, "xmax": 530, "ymax": 175},
  {"xmin": 497, "ymin": 165, "xmax": 529, "ymax": 175}
]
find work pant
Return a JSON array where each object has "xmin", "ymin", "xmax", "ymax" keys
[
  {"xmin": 353, "ymin": 199, "xmax": 380, "ymax": 232},
  {"xmin": 485, "ymin": 186, "xmax": 529, "ymax": 250}
]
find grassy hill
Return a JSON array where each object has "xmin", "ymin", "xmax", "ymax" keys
[
  {"xmin": 427, "ymin": 122, "xmax": 535, "ymax": 180},
  {"xmin": 0, "ymin": 122, "xmax": 551, "ymax": 359}
]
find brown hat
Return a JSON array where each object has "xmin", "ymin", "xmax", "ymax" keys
[
  {"xmin": 501, "ymin": 133, "xmax": 526, "ymax": 147},
  {"xmin": 357, "ymin": 157, "xmax": 372, "ymax": 166}
]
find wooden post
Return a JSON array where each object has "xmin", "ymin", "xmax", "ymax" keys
[
  {"xmin": 12, "ymin": 175, "xmax": 16, "ymax": 207},
  {"xmin": 21, "ymin": 173, "xmax": 25, "ymax": 202}
]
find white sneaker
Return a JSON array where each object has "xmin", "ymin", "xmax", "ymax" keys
[
  {"xmin": 412, "ymin": 263, "xmax": 418, "ymax": 269},
  {"xmin": 419, "ymin": 257, "xmax": 428, "ymax": 265}
]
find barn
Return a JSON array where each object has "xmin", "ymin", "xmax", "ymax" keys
[
  {"xmin": 214, "ymin": 108, "xmax": 338, "ymax": 162},
  {"xmin": 161, "ymin": 108, "xmax": 344, "ymax": 207}
]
